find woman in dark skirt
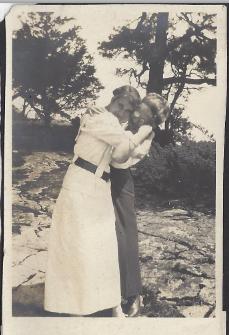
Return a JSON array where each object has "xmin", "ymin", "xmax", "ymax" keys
[
  {"xmin": 110, "ymin": 166, "xmax": 142, "ymax": 316},
  {"xmin": 111, "ymin": 93, "xmax": 170, "ymax": 316}
]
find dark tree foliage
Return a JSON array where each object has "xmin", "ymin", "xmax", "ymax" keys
[
  {"xmin": 99, "ymin": 12, "xmax": 216, "ymax": 143},
  {"xmin": 134, "ymin": 140, "xmax": 216, "ymax": 209},
  {"xmin": 13, "ymin": 12, "xmax": 103, "ymax": 125}
]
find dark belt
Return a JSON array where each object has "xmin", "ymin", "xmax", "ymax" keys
[{"xmin": 74, "ymin": 157, "xmax": 110, "ymax": 182}]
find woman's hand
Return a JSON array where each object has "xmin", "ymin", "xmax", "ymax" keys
[
  {"xmin": 137, "ymin": 125, "xmax": 153, "ymax": 141},
  {"xmin": 111, "ymin": 126, "xmax": 153, "ymax": 164},
  {"xmin": 121, "ymin": 121, "xmax": 129, "ymax": 130}
]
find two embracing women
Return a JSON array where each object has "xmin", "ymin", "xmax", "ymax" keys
[{"xmin": 44, "ymin": 86, "xmax": 170, "ymax": 317}]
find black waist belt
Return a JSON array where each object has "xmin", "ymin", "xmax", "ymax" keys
[{"xmin": 74, "ymin": 157, "xmax": 110, "ymax": 182}]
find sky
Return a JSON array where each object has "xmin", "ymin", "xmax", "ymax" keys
[{"xmin": 5, "ymin": 4, "xmax": 225, "ymax": 140}]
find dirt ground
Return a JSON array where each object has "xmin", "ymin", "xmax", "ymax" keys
[{"xmin": 12, "ymin": 151, "xmax": 215, "ymax": 317}]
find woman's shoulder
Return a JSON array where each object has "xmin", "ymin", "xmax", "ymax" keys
[{"xmin": 83, "ymin": 105, "xmax": 120, "ymax": 127}]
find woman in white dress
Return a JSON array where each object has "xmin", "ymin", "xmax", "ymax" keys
[{"xmin": 44, "ymin": 86, "xmax": 153, "ymax": 316}]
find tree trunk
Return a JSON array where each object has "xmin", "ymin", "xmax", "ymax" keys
[
  {"xmin": 146, "ymin": 13, "xmax": 171, "ymax": 145},
  {"xmin": 43, "ymin": 107, "xmax": 51, "ymax": 126},
  {"xmin": 41, "ymin": 91, "xmax": 51, "ymax": 126},
  {"xmin": 22, "ymin": 98, "xmax": 28, "ymax": 117},
  {"xmin": 147, "ymin": 13, "xmax": 169, "ymax": 94}
]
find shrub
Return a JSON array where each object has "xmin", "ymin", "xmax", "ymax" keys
[
  {"xmin": 134, "ymin": 140, "xmax": 216, "ymax": 208},
  {"xmin": 13, "ymin": 120, "xmax": 77, "ymax": 152}
]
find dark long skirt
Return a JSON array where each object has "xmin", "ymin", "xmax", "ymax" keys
[{"xmin": 110, "ymin": 166, "xmax": 142, "ymax": 299}]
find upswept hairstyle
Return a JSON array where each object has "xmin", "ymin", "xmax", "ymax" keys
[{"xmin": 112, "ymin": 85, "xmax": 141, "ymax": 109}]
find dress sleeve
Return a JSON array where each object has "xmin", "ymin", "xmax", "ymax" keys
[
  {"xmin": 128, "ymin": 140, "xmax": 151, "ymax": 166},
  {"xmin": 111, "ymin": 131, "xmax": 154, "ymax": 168},
  {"xmin": 80, "ymin": 111, "xmax": 128, "ymax": 147}
]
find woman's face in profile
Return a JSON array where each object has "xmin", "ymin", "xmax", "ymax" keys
[{"xmin": 111, "ymin": 96, "xmax": 134, "ymax": 123}]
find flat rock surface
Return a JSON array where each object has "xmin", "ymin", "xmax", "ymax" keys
[{"xmin": 12, "ymin": 151, "xmax": 215, "ymax": 317}]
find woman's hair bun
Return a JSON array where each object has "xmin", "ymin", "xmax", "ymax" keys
[
  {"xmin": 112, "ymin": 85, "xmax": 141, "ymax": 108},
  {"xmin": 113, "ymin": 85, "xmax": 139, "ymax": 97}
]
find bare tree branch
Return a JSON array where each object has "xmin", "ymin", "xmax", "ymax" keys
[
  {"xmin": 170, "ymin": 82, "xmax": 186, "ymax": 112},
  {"xmin": 180, "ymin": 13, "xmax": 213, "ymax": 42},
  {"xmin": 163, "ymin": 76, "xmax": 216, "ymax": 86},
  {"xmin": 164, "ymin": 83, "xmax": 173, "ymax": 100}
]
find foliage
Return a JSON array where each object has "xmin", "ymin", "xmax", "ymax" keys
[
  {"xmin": 13, "ymin": 12, "xmax": 103, "ymax": 124},
  {"xmin": 168, "ymin": 106, "xmax": 193, "ymax": 143},
  {"xmin": 134, "ymin": 140, "xmax": 216, "ymax": 208},
  {"xmin": 99, "ymin": 12, "xmax": 216, "ymax": 142}
]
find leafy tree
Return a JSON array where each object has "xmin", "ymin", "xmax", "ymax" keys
[
  {"xmin": 13, "ymin": 12, "xmax": 103, "ymax": 125},
  {"xmin": 99, "ymin": 12, "xmax": 216, "ymax": 143}
]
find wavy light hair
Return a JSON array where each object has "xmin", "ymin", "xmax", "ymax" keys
[{"xmin": 142, "ymin": 93, "xmax": 170, "ymax": 125}]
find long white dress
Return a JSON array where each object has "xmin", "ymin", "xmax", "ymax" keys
[{"xmin": 44, "ymin": 107, "xmax": 129, "ymax": 315}]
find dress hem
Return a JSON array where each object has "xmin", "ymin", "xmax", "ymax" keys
[{"xmin": 44, "ymin": 301, "xmax": 121, "ymax": 316}]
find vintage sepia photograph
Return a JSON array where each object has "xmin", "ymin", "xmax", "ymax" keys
[{"xmin": 2, "ymin": 4, "xmax": 226, "ymax": 332}]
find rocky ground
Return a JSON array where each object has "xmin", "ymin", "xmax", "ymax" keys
[{"xmin": 12, "ymin": 151, "xmax": 215, "ymax": 317}]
